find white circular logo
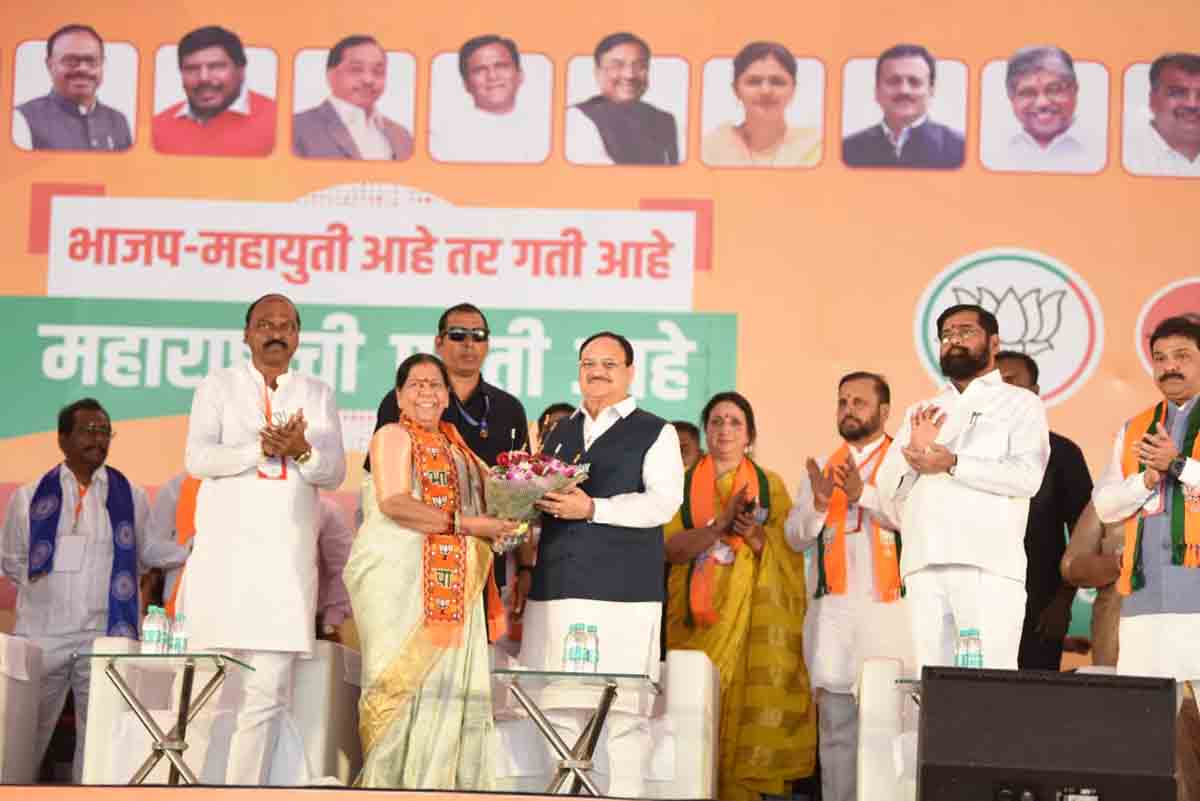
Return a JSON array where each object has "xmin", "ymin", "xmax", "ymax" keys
[
  {"xmin": 30, "ymin": 496, "xmax": 60, "ymax": 522},
  {"xmin": 111, "ymin": 570, "xmax": 137, "ymax": 602},
  {"xmin": 114, "ymin": 522, "xmax": 135, "ymax": 550},
  {"xmin": 30, "ymin": 542, "xmax": 52, "ymax": 570},
  {"xmin": 914, "ymin": 248, "xmax": 1104, "ymax": 406}
]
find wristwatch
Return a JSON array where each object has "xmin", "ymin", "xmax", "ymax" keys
[
  {"xmin": 295, "ymin": 448, "xmax": 313, "ymax": 465},
  {"xmin": 1170, "ymin": 456, "xmax": 1189, "ymax": 480}
]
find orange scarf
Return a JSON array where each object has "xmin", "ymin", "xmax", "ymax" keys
[
  {"xmin": 1118, "ymin": 403, "xmax": 1200, "ymax": 595},
  {"xmin": 406, "ymin": 417, "xmax": 506, "ymax": 645},
  {"xmin": 814, "ymin": 436, "xmax": 901, "ymax": 602},
  {"xmin": 164, "ymin": 475, "xmax": 202, "ymax": 618},
  {"xmin": 682, "ymin": 455, "xmax": 764, "ymax": 627}
]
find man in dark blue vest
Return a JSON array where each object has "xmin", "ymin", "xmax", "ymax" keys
[
  {"xmin": 14, "ymin": 24, "xmax": 133, "ymax": 151},
  {"xmin": 566, "ymin": 32, "xmax": 679, "ymax": 165},
  {"xmin": 842, "ymin": 43, "xmax": 964, "ymax": 169},
  {"xmin": 513, "ymin": 331, "xmax": 684, "ymax": 797},
  {"xmin": 1, "ymin": 398, "xmax": 187, "ymax": 782}
]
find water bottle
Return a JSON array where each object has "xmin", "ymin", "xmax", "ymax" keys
[
  {"xmin": 585, "ymin": 625, "xmax": 600, "ymax": 673},
  {"xmin": 169, "ymin": 613, "xmax": 189, "ymax": 655},
  {"xmin": 141, "ymin": 605, "xmax": 163, "ymax": 654},
  {"xmin": 561, "ymin": 623, "xmax": 583, "ymax": 671},
  {"xmin": 968, "ymin": 629, "xmax": 984, "ymax": 668},
  {"xmin": 955, "ymin": 627, "xmax": 983, "ymax": 668}
]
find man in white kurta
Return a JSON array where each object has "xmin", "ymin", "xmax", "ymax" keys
[
  {"xmin": 183, "ymin": 294, "xmax": 345, "ymax": 786},
  {"xmin": 1, "ymin": 398, "xmax": 188, "ymax": 783},
  {"xmin": 786, "ymin": 372, "xmax": 912, "ymax": 801},
  {"xmin": 877, "ymin": 304, "xmax": 1049, "ymax": 672},
  {"xmin": 514, "ymin": 332, "xmax": 683, "ymax": 798}
]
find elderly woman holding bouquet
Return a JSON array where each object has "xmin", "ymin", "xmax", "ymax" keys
[
  {"xmin": 664, "ymin": 391, "xmax": 816, "ymax": 800},
  {"xmin": 344, "ymin": 353, "xmax": 520, "ymax": 790}
]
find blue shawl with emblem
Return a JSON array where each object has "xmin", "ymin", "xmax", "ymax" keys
[{"xmin": 28, "ymin": 465, "xmax": 140, "ymax": 638}]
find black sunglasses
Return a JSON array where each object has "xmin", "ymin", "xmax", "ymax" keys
[{"xmin": 442, "ymin": 326, "xmax": 489, "ymax": 343}]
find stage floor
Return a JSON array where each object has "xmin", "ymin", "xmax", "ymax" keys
[{"xmin": 0, "ymin": 788, "xmax": 601, "ymax": 800}]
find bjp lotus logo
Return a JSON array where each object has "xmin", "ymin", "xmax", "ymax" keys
[
  {"xmin": 914, "ymin": 248, "xmax": 1104, "ymax": 406},
  {"xmin": 948, "ymin": 286, "xmax": 1066, "ymax": 358}
]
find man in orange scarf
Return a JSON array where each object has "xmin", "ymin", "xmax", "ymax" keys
[
  {"xmin": 786, "ymin": 372, "xmax": 912, "ymax": 801},
  {"xmin": 1090, "ymin": 316, "xmax": 1200, "ymax": 693}
]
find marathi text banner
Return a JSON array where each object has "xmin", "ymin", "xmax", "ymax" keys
[{"xmin": 47, "ymin": 196, "xmax": 697, "ymax": 311}]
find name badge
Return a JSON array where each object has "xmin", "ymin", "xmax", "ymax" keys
[
  {"xmin": 54, "ymin": 536, "xmax": 86, "ymax": 573},
  {"xmin": 257, "ymin": 454, "xmax": 287, "ymax": 481}
]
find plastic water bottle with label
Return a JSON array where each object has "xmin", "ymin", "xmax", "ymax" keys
[
  {"xmin": 169, "ymin": 613, "xmax": 189, "ymax": 655},
  {"xmin": 561, "ymin": 623, "xmax": 587, "ymax": 671},
  {"xmin": 141, "ymin": 606, "xmax": 164, "ymax": 654},
  {"xmin": 585, "ymin": 625, "xmax": 600, "ymax": 673},
  {"xmin": 955, "ymin": 627, "xmax": 983, "ymax": 668}
]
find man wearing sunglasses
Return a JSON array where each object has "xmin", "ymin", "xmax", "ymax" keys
[
  {"xmin": 2, "ymin": 398, "xmax": 189, "ymax": 782},
  {"xmin": 369, "ymin": 302, "xmax": 529, "ymax": 586}
]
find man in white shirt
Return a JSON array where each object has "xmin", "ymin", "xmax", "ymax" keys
[
  {"xmin": 786, "ymin": 372, "xmax": 912, "ymax": 801},
  {"xmin": 1124, "ymin": 52, "xmax": 1200, "ymax": 177},
  {"xmin": 987, "ymin": 45, "xmax": 1102, "ymax": 173},
  {"xmin": 512, "ymin": 331, "xmax": 684, "ymax": 798},
  {"xmin": 183, "ymin": 294, "xmax": 345, "ymax": 786},
  {"xmin": 292, "ymin": 34, "xmax": 413, "ymax": 161},
  {"xmin": 1079, "ymin": 316, "xmax": 1200, "ymax": 691},
  {"xmin": 877, "ymin": 303, "xmax": 1050, "ymax": 671},
  {"xmin": 1, "ymin": 398, "xmax": 188, "ymax": 782},
  {"xmin": 429, "ymin": 34, "xmax": 549, "ymax": 163}
]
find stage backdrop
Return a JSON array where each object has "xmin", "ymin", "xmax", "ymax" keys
[{"xmin": 1, "ymin": 1, "xmax": 1198, "ymax": 637}]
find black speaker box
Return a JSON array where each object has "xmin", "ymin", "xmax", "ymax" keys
[{"xmin": 917, "ymin": 666, "xmax": 1176, "ymax": 801}]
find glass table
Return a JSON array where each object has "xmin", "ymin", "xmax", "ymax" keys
[
  {"xmin": 74, "ymin": 651, "xmax": 253, "ymax": 785},
  {"xmin": 492, "ymin": 669, "xmax": 659, "ymax": 796}
]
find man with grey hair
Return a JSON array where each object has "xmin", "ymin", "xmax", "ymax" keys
[
  {"xmin": 1125, "ymin": 52, "xmax": 1200, "ymax": 177},
  {"xmin": 13, "ymin": 24, "xmax": 133, "ymax": 151},
  {"xmin": 986, "ymin": 45, "xmax": 1101, "ymax": 172}
]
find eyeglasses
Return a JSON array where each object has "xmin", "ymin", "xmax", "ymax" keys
[
  {"xmin": 1014, "ymin": 81, "xmax": 1076, "ymax": 103},
  {"xmin": 78, "ymin": 423, "xmax": 115, "ymax": 439},
  {"xmin": 580, "ymin": 359, "xmax": 624, "ymax": 371},
  {"xmin": 442, "ymin": 326, "xmax": 489, "ymax": 343},
  {"xmin": 600, "ymin": 58, "xmax": 649, "ymax": 76},
  {"xmin": 56, "ymin": 55, "xmax": 102, "ymax": 70},
  {"xmin": 940, "ymin": 325, "xmax": 985, "ymax": 344}
]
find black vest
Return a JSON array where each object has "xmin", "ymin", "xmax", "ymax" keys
[
  {"xmin": 17, "ymin": 92, "xmax": 132, "ymax": 151},
  {"xmin": 532, "ymin": 407, "xmax": 667, "ymax": 603},
  {"xmin": 575, "ymin": 95, "xmax": 679, "ymax": 165}
]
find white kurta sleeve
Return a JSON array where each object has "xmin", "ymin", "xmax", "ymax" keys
[
  {"xmin": 1093, "ymin": 424, "xmax": 1160, "ymax": 525},
  {"xmin": 1, "ymin": 486, "xmax": 31, "ymax": 585},
  {"xmin": 950, "ymin": 392, "xmax": 1050, "ymax": 498},
  {"xmin": 784, "ymin": 457, "xmax": 826, "ymax": 552},
  {"xmin": 185, "ymin": 375, "xmax": 261, "ymax": 478},
  {"xmin": 295, "ymin": 382, "xmax": 346, "ymax": 490},
  {"xmin": 591, "ymin": 423, "xmax": 684, "ymax": 529},
  {"xmin": 876, "ymin": 408, "xmax": 918, "ymax": 525},
  {"xmin": 138, "ymin": 479, "xmax": 190, "ymax": 571}
]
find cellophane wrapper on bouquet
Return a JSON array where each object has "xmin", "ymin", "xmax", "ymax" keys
[{"xmin": 485, "ymin": 451, "xmax": 591, "ymax": 526}]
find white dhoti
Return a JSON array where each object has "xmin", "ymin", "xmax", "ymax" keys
[{"xmin": 519, "ymin": 598, "xmax": 660, "ymax": 797}]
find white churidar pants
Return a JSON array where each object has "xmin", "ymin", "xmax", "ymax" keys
[{"xmin": 223, "ymin": 649, "xmax": 297, "ymax": 786}]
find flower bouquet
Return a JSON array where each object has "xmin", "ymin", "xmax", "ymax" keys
[{"xmin": 485, "ymin": 451, "xmax": 590, "ymax": 552}]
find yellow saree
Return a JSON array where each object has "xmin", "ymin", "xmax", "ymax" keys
[{"xmin": 665, "ymin": 463, "xmax": 816, "ymax": 801}]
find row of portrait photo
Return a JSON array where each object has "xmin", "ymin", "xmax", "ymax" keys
[{"xmin": 10, "ymin": 23, "xmax": 1200, "ymax": 176}]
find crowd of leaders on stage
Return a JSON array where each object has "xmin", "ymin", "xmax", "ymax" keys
[{"xmin": 3, "ymin": 293, "xmax": 1199, "ymax": 801}]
